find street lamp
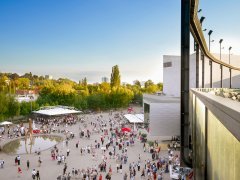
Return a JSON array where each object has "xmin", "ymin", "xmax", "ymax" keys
[
  {"xmin": 198, "ymin": 9, "xmax": 202, "ymax": 13},
  {"xmin": 229, "ymin": 46, "xmax": 232, "ymax": 88},
  {"xmin": 208, "ymin": 30, "xmax": 213, "ymax": 52},
  {"xmin": 229, "ymin": 46, "xmax": 232, "ymax": 64},
  {"xmin": 219, "ymin": 39, "xmax": 223, "ymax": 88},
  {"xmin": 200, "ymin": 16, "xmax": 205, "ymax": 26},
  {"xmin": 219, "ymin": 39, "xmax": 223, "ymax": 60},
  {"xmin": 203, "ymin": 28, "xmax": 207, "ymax": 31}
]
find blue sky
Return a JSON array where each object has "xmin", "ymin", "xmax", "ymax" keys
[{"xmin": 0, "ymin": 0, "xmax": 239, "ymax": 83}]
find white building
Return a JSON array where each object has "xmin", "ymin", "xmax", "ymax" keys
[
  {"xmin": 102, "ymin": 77, "xmax": 109, "ymax": 83},
  {"xmin": 144, "ymin": 53, "xmax": 240, "ymax": 139},
  {"xmin": 163, "ymin": 54, "xmax": 196, "ymax": 97},
  {"xmin": 45, "ymin": 75, "xmax": 53, "ymax": 80}
]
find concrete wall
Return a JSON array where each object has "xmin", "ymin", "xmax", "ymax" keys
[
  {"xmin": 149, "ymin": 102, "xmax": 180, "ymax": 139},
  {"xmin": 191, "ymin": 90, "xmax": 240, "ymax": 179},
  {"xmin": 163, "ymin": 54, "xmax": 196, "ymax": 97}
]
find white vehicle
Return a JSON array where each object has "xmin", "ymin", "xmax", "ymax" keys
[{"xmin": 170, "ymin": 165, "xmax": 193, "ymax": 180}]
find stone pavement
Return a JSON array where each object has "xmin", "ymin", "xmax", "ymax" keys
[{"xmin": 0, "ymin": 109, "xmax": 173, "ymax": 180}]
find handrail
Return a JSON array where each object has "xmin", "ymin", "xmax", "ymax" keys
[{"xmin": 190, "ymin": 0, "xmax": 240, "ymax": 71}]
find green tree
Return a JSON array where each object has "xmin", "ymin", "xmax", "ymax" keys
[
  {"xmin": 144, "ymin": 80, "xmax": 154, "ymax": 88},
  {"xmin": 134, "ymin": 80, "xmax": 141, "ymax": 88},
  {"xmin": 110, "ymin": 65, "xmax": 121, "ymax": 87}
]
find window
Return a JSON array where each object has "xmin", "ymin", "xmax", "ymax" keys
[{"xmin": 163, "ymin": 62, "xmax": 172, "ymax": 68}]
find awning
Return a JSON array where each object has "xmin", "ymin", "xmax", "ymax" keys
[
  {"xmin": 124, "ymin": 114, "xmax": 144, "ymax": 123},
  {"xmin": 0, "ymin": 121, "xmax": 13, "ymax": 126},
  {"xmin": 33, "ymin": 106, "xmax": 81, "ymax": 116}
]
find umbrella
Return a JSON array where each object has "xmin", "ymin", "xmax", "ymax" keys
[
  {"xmin": 121, "ymin": 127, "xmax": 131, "ymax": 132},
  {"xmin": 0, "ymin": 121, "xmax": 13, "ymax": 126}
]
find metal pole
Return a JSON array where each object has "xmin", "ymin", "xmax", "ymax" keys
[
  {"xmin": 219, "ymin": 39, "xmax": 223, "ymax": 88},
  {"xmin": 230, "ymin": 69, "xmax": 232, "ymax": 88},
  {"xmin": 209, "ymin": 35, "xmax": 210, "ymax": 52},
  {"xmin": 181, "ymin": 0, "xmax": 191, "ymax": 167},
  {"xmin": 196, "ymin": 43, "xmax": 199, "ymax": 88},
  {"xmin": 229, "ymin": 47, "xmax": 232, "ymax": 88},
  {"xmin": 210, "ymin": 61, "xmax": 212, "ymax": 88},
  {"xmin": 220, "ymin": 65, "xmax": 223, "ymax": 88},
  {"xmin": 201, "ymin": 53, "xmax": 205, "ymax": 88}
]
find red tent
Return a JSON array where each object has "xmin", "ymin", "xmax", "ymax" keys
[
  {"xmin": 127, "ymin": 107, "xmax": 133, "ymax": 113},
  {"xmin": 121, "ymin": 127, "xmax": 131, "ymax": 132}
]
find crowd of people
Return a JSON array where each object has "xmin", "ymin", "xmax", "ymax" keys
[{"xmin": 0, "ymin": 108, "xmax": 181, "ymax": 180}]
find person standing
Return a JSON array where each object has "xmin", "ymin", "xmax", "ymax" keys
[
  {"xmin": 17, "ymin": 155, "xmax": 21, "ymax": 165},
  {"xmin": 123, "ymin": 172, "xmax": 128, "ymax": 180},
  {"xmin": 36, "ymin": 170, "xmax": 40, "ymax": 180},
  {"xmin": 27, "ymin": 160, "xmax": 30, "ymax": 170},
  {"xmin": 63, "ymin": 163, "xmax": 67, "ymax": 175},
  {"xmin": 15, "ymin": 157, "xmax": 18, "ymax": 166},
  {"xmin": 99, "ymin": 173, "xmax": 102, "ymax": 180},
  {"xmin": 32, "ymin": 169, "xmax": 36, "ymax": 179},
  {"xmin": 38, "ymin": 157, "xmax": 42, "ymax": 167},
  {"xmin": 67, "ymin": 149, "xmax": 70, "ymax": 156}
]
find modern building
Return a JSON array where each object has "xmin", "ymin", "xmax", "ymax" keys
[
  {"xmin": 45, "ymin": 75, "xmax": 53, "ymax": 80},
  {"xmin": 101, "ymin": 77, "xmax": 109, "ymax": 83},
  {"xmin": 143, "ymin": 53, "xmax": 240, "ymax": 140},
  {"xmin": 143, "ymin": 54, "xmax": 196, "ymax": 139},
  {"xmin": 143, "ymin": 94, "xmax": 180, "ymax": 140},
  {"xmin": 163, "ymin": 54, "xmax": 196, "ymax": 96}
]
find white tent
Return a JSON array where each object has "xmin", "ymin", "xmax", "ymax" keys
[
  {"xmin": 33, "ymin": 106, "xmax": 81, "ymax": 116},
  {"xmin": 135, "ymin": 114, "xmax": 144, "ymax": 121},
  {"xmin": 124, "ymin": 114, "xmax": 144, "ymax": 123},
  {"xmin": 0, "ymin": 121, "xmax": 13, "ymax": 126}
]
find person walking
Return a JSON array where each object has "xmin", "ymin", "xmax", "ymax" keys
[
  {"xmin": 38, "ymin": 157, "xmax": 42, "ymax": 167},
  {"xmin": 36, "ymin": 170, "xmax": 40, "ymax": 180},
  {"xmin": 27, "ymin": 160, "xmax": 30, "ymax": 170},
  {"xmin": 32, "ymin": 169, "xmax": 36, "ymax": 179},
  {"xmin": 99, "ymin": 173, "xmax": 102, "ymax": 180},
  {"xmin": 67, "ymin": 149, "xmax": 70, "ymax": 156},
  {"xmin": 123, "ymin": 172, "xmax": 128, "ymax": 180},
  {"xmin": 17, "ymin": 155, "xmax": 21, "ymax": 165},
  {"xmin": 63, "ymin": 163, "xmax": 67, "ymax": 175}
]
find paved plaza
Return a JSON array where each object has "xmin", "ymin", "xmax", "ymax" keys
[{"xmin": 0, "ymin": 108, "xmax": 176, "ymax": 180}]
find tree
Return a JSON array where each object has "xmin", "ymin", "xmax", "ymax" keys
[
  {"xmin": 157, "ymin": 82, "xmax": 163, "ymax": 91},
  {"xmin": 134, "ymin": 80, "xmax": 141, "ymax": 88},
  {"xmin": 144, "ymin": 80, "xmax": 154, "ymax": 88},
  {"xmin": 110, "ymin": 65, "xmax": 121, "ymax": 87},
  {"xmin": 81, "ymin": 77, "xmax": 87, "ymax": 87}
]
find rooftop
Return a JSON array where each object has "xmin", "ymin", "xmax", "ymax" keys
[{"xmin": 143, "ymin": 94, "xmax": 180, "ymax": 103}]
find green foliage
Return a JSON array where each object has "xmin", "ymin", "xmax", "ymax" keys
[
  {"xmin": 0, "ymin": 71, "xmax": 163, "ymax": 116},
  {"xmin": 110, "ymin": 65, "xmax": 121, "ymax": 87},
  {"xmin": 0, "ymin": 92, "xmax": 20, "ymax": 121}
]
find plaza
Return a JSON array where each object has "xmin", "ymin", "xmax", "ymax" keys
[{"xmin": 0, "ymin": 107, "xmax": 178, "ymax": 180}]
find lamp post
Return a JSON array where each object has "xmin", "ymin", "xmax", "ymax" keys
[
  {"xmin": 200, "ymin": 16, "xmax": 205, "ymax": 88},
  {"xmin": 200, "ymin": 16, "xmax": 205, "ymax": 26},
  {"xmin": 229, "ymin": 46, "xmax": 232, "ymax": 64},
  {"xmin": 229, "ymin": 46, "xmax": 232, "ymax": 88},
  {"xmin": 219, "ymin": 39, "xmax": 223, "ymax": 88},
  {"xmin": 208, "ymin": 30, "xmax": 213, "ymax": 52},
  {"xmin": 208, "ymin": 30, "xmax": 213, "ymax": 88}
]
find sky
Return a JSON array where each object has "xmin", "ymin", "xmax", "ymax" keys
[{"xmin": 0, "ymin": 0, "xmax": 240, "ymax": 84}]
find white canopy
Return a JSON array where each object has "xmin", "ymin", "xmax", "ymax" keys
[
  {"xmin": 33, "ymin": 106, "xmax": 81, "ymax": 116},
  {"xmin": 135, "ymin": 114, "xmax": 144, "ymax": 121},
  {"xmin": 0, "ymin": 121, "xmax": 13, "ymax": 126},
  {"xmin": 124, "ymin": 114, "xmax": 144, "ymax": 123}
]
